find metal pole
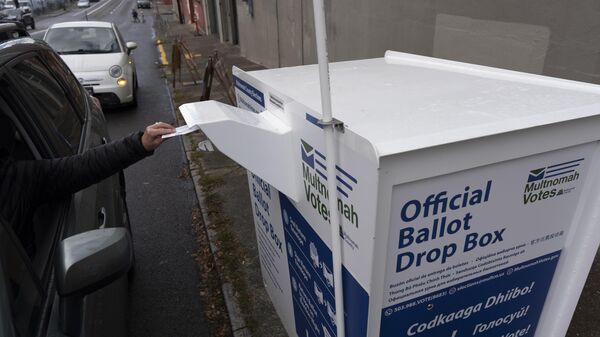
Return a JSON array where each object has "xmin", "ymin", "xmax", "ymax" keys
[{"xmin": 312, "ymin": 1, "xmax": 345, "ymax": 337}]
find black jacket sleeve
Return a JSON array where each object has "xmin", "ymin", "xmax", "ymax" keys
[
  {"xmin": 34, "ymin": 132, "xmax": 152, "ymax": 203},
  {"xmin": 0, "ymin": 132, "xmax": 152, "ymax": 234}
]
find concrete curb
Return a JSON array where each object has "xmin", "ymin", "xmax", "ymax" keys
[
  {"xmin": 157, "ymin": 11, "xmax": 252, "ymax": 337},
  {"xmin": 157, "ymin": 28, "xmax": 249, "ymax": 333},
  {"xmin": 153, "ymin": 4, "xmax": 285, "ymax": 336},
  {"xmin": 155, "ymin": 17, "xmax": 249, "ymax": 336},
  {"xmin": 181, "ymin": 131, "xmax": 253, "ymax": 337}
]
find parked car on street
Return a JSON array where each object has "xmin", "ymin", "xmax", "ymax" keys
[
  {"xmin": 44, "ymin": 21, "xmax": 138, "ymax": 107},
  {"xmin": 0, "ymin": 1, "xmax": 15, "ymax": 9},
  {"xmin": 76, "ymin": 0, "xmax": 89, "ymax": 7},
  {"xmin": 136, "ymin": 0, "xmax": 150, "ymax": 9},
  {"xmin": 0, "ymin": 24, "xmax": 132, "ymax": 337},
  {"xmin": 0, "ymin": 7, "xmax": 34, "ymax": 29},
  {"xmin": 0, "ymin": 20, "xmax": 27, "ymax": 40}
]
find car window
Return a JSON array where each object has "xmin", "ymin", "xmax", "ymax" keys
[
  {"xmin": 45, "ymin": 27, "xmax": 122, "ymax": 54},
  {"xmin": 0, "ymin": 217, "xmax": 44, "ymax": 337},
  {"xmin": 0, "ymin": 105, "xmax": 64, "ymax": 281},
  {"xmin": 11, "ymin": 56, "xmax": 82, "ymax": 155},
  {"xmin": 40, "ymin": 50, "xmax": 87, "ymax": 118},
  {"xmin": 0, "ymin": 77, "xmax": 44, "ymax": 160}
]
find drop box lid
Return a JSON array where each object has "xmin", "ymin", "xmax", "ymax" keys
[{"xmin": 246, "ymin": 51, "xmax": 600, "ymax": 157}]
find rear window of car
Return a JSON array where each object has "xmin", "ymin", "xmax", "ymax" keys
[
  {"xmin": 44, "ymin": 27, "xmax": 121, "ymax": 54},
  {"xmin": 1, "ymin": 9, "xmax": 20, "ymax": 16}
]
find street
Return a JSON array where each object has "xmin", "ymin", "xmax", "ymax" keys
[{"xmin": 31, "ymin": 2, "xmax": 210, "ymax": 336}]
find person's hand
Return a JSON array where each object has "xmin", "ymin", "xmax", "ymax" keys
[{"xmin": 141, "ymin": 122, "xmax": 175, "ymax": 151}]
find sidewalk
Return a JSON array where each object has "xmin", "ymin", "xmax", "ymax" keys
[
  {"xmin": 153, "ymin": 3, "xmax": 286, "ymax": 337},
  {"xmin": 153, "ymin": 4, "xmax": 600, "ymax": 337}
]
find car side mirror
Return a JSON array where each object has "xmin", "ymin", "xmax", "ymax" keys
[
  {"xmin": 126, "ymin": 41, "xmax": 137, "ymax": 54},
  {"xmin": 55, "ymin": 227, "xmax": 132, "ymax": 297},
  {"xmin": 55, "ymin": 228, "xmax": 132, "ymax": 336}
]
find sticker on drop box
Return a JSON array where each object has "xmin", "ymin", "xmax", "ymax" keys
[
  {"xmin": 380, "ymin": 142, "xmax": 595, "ymax": 337},
  {"xmin": 233, "ymin": 75, "xmax": 265, "ymax": 113},
  {"xmin": 280, "ymin": 193, "xmax": 368, "ymax": 337}
]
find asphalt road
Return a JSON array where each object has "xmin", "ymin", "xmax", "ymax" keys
[{"xmin": 32, "ymin": 3, "xmax": 209, "ymax": 337}]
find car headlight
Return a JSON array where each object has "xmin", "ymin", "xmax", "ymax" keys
[{"xmin": 109, "ymin": 65, "xmax": 122, "ymax": 78}]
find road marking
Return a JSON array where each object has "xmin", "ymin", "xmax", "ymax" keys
[
  {"xmin": 70, "ymin": 0, "xmax": 116, "ymax": 17},
  {"xmin": 30, "ymin": 29, "xmax": 47, "ymax": 37},
  {"xmin": 87, "ymin": 0, "xmax": 117, "ymax": 15},
  {"xmin": 110, "ymin": 0, "xmax": 127, "ymax": 15},
  {"xmin": 158, "ymin": 44, "xmax": 168, "ymax": 65}
]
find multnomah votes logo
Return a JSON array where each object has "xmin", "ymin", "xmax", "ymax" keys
[
  {"xmin": 301, "ymin": 139, "xmax": 360, "ymax": 227},
  {"xmin": 523, "ymin": 158, "xmax": 583, "ymax": 204}
]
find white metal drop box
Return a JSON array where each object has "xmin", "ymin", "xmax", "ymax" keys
[{"xmin": 180, "ymin": 51, "xmax": 600, "ymax": 337}]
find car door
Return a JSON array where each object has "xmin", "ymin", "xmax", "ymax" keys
[
  {"xmin": 0, "ymin": 79, "xmax": 69, "ymax": 337},
  {"xmin": 0, "ymin": 50, "xmax": 129, "ymax": 337},
  {"xmin": 0, "ymin": 213, "xmax": 45, "ymax": 337},
  {"xmin": 11, "ymin": 49, "xmax": 129, "ymax": 234}
]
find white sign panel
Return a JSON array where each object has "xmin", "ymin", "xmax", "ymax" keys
[{"xmin": 381, "ymin": 142, "xmax": 596, "ymax": 337}]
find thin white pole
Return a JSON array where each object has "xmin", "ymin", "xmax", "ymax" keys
[
  {"xmin": 312, "ymin": 1, "xmax": 346, "ymax": 337},
  {"xmin": 313, "ymin": 0, "xmax": 333, "ymax": 122}
]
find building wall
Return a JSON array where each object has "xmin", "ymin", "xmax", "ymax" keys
[
  {"xmin": 235, "ymin": 0, "xmax": 600, "ymax": 84},
  {"xmin": 178, "ymin": 0, "xmax": 192, "ymax": 24},
  {"xmin": 236, "ymin": 0, "xmax": 279, "ymax": 67}
]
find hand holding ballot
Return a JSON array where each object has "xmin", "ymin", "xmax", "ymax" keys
[
  {"xmin": 161, "ymin": 124, "xmax": 200, "ymax": 139},
  {"xmin": 142, "ymin": 122, "xmax": 177, "ymax": 151}
]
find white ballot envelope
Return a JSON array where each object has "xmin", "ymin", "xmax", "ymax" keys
[{"xmin": 161, "ymin": 124, "xmax": 200, "ymax": 139}]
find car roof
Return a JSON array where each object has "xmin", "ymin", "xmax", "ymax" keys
[
  {"xmin": 0, "ymin": 38, "xmax": 54, "ymax": 65},
  {"xmin": 49, "ymin": 21, "xmax": 113, "ymax": 29}
]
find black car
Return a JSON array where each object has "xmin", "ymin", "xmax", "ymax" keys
[
  {"xmin": 0, "ymin": 26, "xmax": 132, "ymax": 337},
  {"xmin": 0, "ymin": 7, "xmax": 34, "ymax": 29},
  {"xmin": 0, "ymin": 21, "xmax": 27, "ymax": 40},
  {"xmin": 136, "ymin": 0, "xmax": 150, "ymax": 8}
]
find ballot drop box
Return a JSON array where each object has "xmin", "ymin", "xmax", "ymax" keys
[{"xmin": 180, "ymin": 51, "xmax": 600, "ymax": 337}]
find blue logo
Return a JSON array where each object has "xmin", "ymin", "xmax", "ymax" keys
[
  {"xmin": 528, "ymin": 158, "xmax": 584, "ymax": 183},
  {"xmin": 301, "ymin": 139, "xmax": 358, "ymax": 199},
  {"xmin": 527, "ymin": 168, "xmax": 545, "ymax": 182},
  {"xmin": 301, "ymin": 140, "xmax": 315, "ymax": 168}
]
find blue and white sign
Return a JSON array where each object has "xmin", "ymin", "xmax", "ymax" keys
[
  {"xmin": 382, "ymin": 143, "xmax": 595, "ymax": 337},
  {"xmin": 381, "ymin": 251, "xmax": 560, "ymax": 337},
  {"xmin": 234, "ymin": 75, "xmax": 265, "ymax": 113},
  {"xmin": 281, "ymin": 194, "xmax": 368, "ymax": 337}
]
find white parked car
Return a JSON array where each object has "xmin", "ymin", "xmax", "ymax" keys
[
  {"xmin": 76, "ymin": 0, "xmax": 89, "ymax": 7},
  {"xmin": 43, "ymin": 21, "xmax": 138, "ymax": 106}
]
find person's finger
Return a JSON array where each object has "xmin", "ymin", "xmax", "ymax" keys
[
  {"xmin": 148, "ymin": 128, "xmax": 175, "ymax": 138},
  {"xmin": 146, "ymin": 123, "xmax": 175, "ymax": 135},
  {"xmin": 150, "ymin": 122, "xmax": 175, "ymax": 130}
]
